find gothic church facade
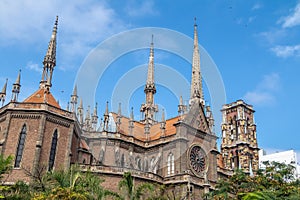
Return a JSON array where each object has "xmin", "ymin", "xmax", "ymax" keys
[{"xmin": 0, "ymin": 17, "xmax": 258, "ymax": 198}]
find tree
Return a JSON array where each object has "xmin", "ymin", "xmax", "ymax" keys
[
  {"xmin": 118, "ymin": 172, "xmax": 154, "ymax": 200},
  {"xmin": 0, "ymin": 154, "xmax": 13, "ymax": 199},
  {"xmin": 0, "ymin": 154, "xmax": 13, "ymax": 180},
  {"xmin": 206, "ymin": 161, "xmax": 300, "ymax": 200}
]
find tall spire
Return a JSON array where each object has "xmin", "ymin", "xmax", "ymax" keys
[
  {"xmin": 116, "ymin": 103, "xmax": 122, "ymax": 131},
  {"xmin": 92, "ymin": 103, "xmax": 98, "ymax": 131},
  {"xmin": 70, "ymin": 85, "xmax": 78, "ymax": 112},
  {"xmin": 103, "ymin": 101, "xmax": 109, "ymax": 131},
  {"xmin": 147, "ymin": 35, "xmax": 155, "ymax": 86},
  {"xmin": 140, "ymin": 35, "xmax": 158, "ymax": 125},
  {"xmin": 190, "ymin": 18, "xmax": 204, "ymax": 106},
  {"xmin": 77, "ymin": 98, "xmax": 84, "ymax": 125},
  {"xmin": 40, "ymin": 16, "xmax": 58, "ymax": 92},
  {"xmin": 11, "ymin": 70, "xmax": 21, "ymax": 102},
  {"xmin": 0, "ymin": 79, "xmax": 8, "ymax": 106}
]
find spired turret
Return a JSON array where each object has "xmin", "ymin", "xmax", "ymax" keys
[
  {"xmin": 40, "ymin": 16, "xmax": 58, "ymax": 93},
  {"xmin": 11, "ymin": 70, "xmax": 21, "ymax": 102},
  {"xmin": 0, "ymin": 79, "xmax": 8, "ymax": 106},
  {"xmin": 140, "ymin": 35, "xmax": 158, "ymax": 125}
]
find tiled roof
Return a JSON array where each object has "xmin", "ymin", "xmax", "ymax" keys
[
  {"xmin": 23, "ymin": 88, "xmax": 60, "ymax": 108},
  {"xmin": 111, "ymin": 113, "xmax": 180, "ymax": 142}
]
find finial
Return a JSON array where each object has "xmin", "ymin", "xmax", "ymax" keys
[
  {"xmin": 55, "ymin": 16, "xmax": 58, "ymax": 26},
  {"xmin": 93, "ymin": 102, "xmax": 98, "ymax": 116},
  {"xmin": 161, "ymin": 109, "xmax": 165, "ymax": 122},
  {"xmin": 151, "ymin": 34, "xmax": 154, "ymax": 44},
  {"xmin": 15, "ymin": 69, "xmax": 21, "ymax": 85},
  {"xmin": 180, "ymin": 95, "xmax": 183, "ymax": 105},
  {"xmin": 78, "ymin": 98, "xmax": 83, "ymax": 108},
  {"xmin": 72, "ymin": 85, "xmax": 77, "ymax": 96},
  {"xmin": 1, "ymin": 79, "xmax": 8, "ymax": 94},
  {"xmin": 118, "ymin": 102, "xmax": 122, "ymax": 116},
  {"xmin": 130, "ymin": 107, "xmax": 134, "ymax": 120},
  {"xmin": 105, "ymin": 101, "xmax": 109, "ymax": 116},
  {"xmin": 194, "ymin": 17, "xmax": 197, "ymax": 26}
]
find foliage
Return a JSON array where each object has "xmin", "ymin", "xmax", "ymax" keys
[
  {"xmin": 118, "ymin": 172, "xmax": 155, "ymax": 200},
  {"xmin": 0, "ymin": 154, "xmax": 13, "ymax": 180},
  {"xmin": 206, "ymin": 161, "xmax": 300, "ymax": 200}
]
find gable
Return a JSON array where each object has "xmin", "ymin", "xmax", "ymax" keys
[{"xmin": 183, "ymin": 101, "xmax": 211, "ymax": 134}]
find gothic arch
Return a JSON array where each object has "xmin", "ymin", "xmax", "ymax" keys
[
  {"xmin": 48, "ymin": 129, "xmax": 58, "ymax": 171},
  {"xmin": 14, "ymin": 124, "xmax": 27, "ymax": 168},
  {"xmin": 167, "ymin": 152, "xmax": 174, "ymax": 175}
]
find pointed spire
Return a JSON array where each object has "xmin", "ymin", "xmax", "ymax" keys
[
  {"xmin": 11, "ymin": 70, "xmax": 21, "ymax": 102},
  {"xmin": 130, "ymin": 107, "xmax": 134, "ymax": 120},
  {"xmin": 116, "ymin": 102, "xmax": 122, "ymax": 130},
  {"xmin": 147, "ymin": 34, "xmax": 155, "ymax": 86},
  {"xmin": 140, "ymin": 35, "xmax": 158, "ymax": 125},
  {"xmin": 40, "ymin": 16, "xmax": 58, "ymax": 91},
  {"xmin": 93, "ymin": 102, "xmax": 98, "ymax": 117},
  {"xmin": 103, "ymin": 101, "xmax": 109, "ymax": 131},
  {"xmin": 118, "ymin": 102, "xmax": 122, "ymax": 116},
  {"xmin": 92, "ymin": 103, "xmax": 98, "ymax": 131},
  {"xmin": 190, "ymin": 18, "xmax": 204, "ymax": 106},
  {"xmin": 1, "ymin": 79, "xmax": 7, "ymax": 94},
  {"xmin": 161, "ymin": 109, "xmax": 165, "ymax": 122},
  {"xmin": 77, "ymin": 98, "xmax": 84, "ymax": 125},
  {"xmin": 160, "ymin": 109, "xmax": 166, "ymax": 137},
  {"xmin": 129, "ymin": 107, "xmax": 134, "ymax": 136},
  {"xmin": 15, "ymin": 70, "xmax": 21, "ymax": 85},
  {"xmin": 72, "ymin": 85, "xmax": 77, "ymax": 96},
  {"xmin": 70, "ymin": 85, "xmax": 78, "ymax": 112},
  {"xmin": 0, "ymin": 79, "xmax": 8, "ymax": 107},
  {"xmin": 180, "ymin": 95, "xmax": 183, "ymax": 106},
  {"xmin": 78, "ymin": 98, "xmax": 83, "ymax": 109},
  {"xmin": 178, "ymin": 95, "xmax": 187, "ymax": 118}
]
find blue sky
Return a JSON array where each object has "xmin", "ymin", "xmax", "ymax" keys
[{"xmin": 0, "ymin": 1, "xmax": 299, "ymax": 161}]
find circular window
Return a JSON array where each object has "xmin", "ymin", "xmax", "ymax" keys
[{"xmin": 189, "ymin": 145, "xmax": 206, "ymax": 175}]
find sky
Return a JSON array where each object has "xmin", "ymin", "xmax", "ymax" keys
[{"xmin": 0, "ymin": 0, "xmax": 299, "ymax": 161}]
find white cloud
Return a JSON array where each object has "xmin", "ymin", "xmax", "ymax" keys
[
  {"xmin": 258, "ymin": 73, "xmax": 280, "ymax": 91},
  {"xmin": 271, "ymin": 44, "xmax": 300, "ymax": 58},
  {"xmin": 125, "ymin": 0, "xmax": 158, "ymax": 17},
  {"xmin": 0, "ymin": 0, "xmax": 127, "ymax": 70},
  {"xmin": 252, "ymin": 2, "xmax": 263, "ymax": 10},
  {"xmin": 279, "ymin": 2, "xmax": 300, "ymax": 28},
  {"xmin": 244, "ymin": 91, "xmax": 274, "ymax": 105},
  {"xmin": 243, "ymin": 73, "xmax": 280, "ymax": 106},
  {"xmin": 26, "ymin": 61, "xmax": 41, "ymax": 73}
]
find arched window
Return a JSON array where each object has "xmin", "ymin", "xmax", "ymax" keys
[
  {"xmin": 150, "ymin": 157, "xmax": 155, "ymax": 172},
  {"xmin": 136, "ymin": 157, "xmax": 141, "ymax": 170},
  {"xmin": 121, "ymin": 154, "xmax": 125, "ymax": 167},
  {"xmin": 167, "ymin": 153, "xmax": 174, "ymax": 175},
  {"xmin": 14, "ymin": 125, "xmax": 27, "ymax": 168},
  {"xmin": 48, "ymin": 130, "xmax": 58, "ymax": 171}
]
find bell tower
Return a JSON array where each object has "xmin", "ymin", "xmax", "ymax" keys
[{"xmin": 220, "ymin": 100, "xmax": 259, "ymax": 174}]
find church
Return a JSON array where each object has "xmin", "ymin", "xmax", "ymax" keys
[{"xmin": 0, "ymin": 17, "xmax": 259, "ymax": 199}]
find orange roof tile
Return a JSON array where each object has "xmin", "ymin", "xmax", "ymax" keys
[
  {"xmin": 111, "ymin": 113, "xmax": 179, "ymax": 142},
  {"xmin": 23, "ymin": 88, "xmax": 60, "ymax": 108}
]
